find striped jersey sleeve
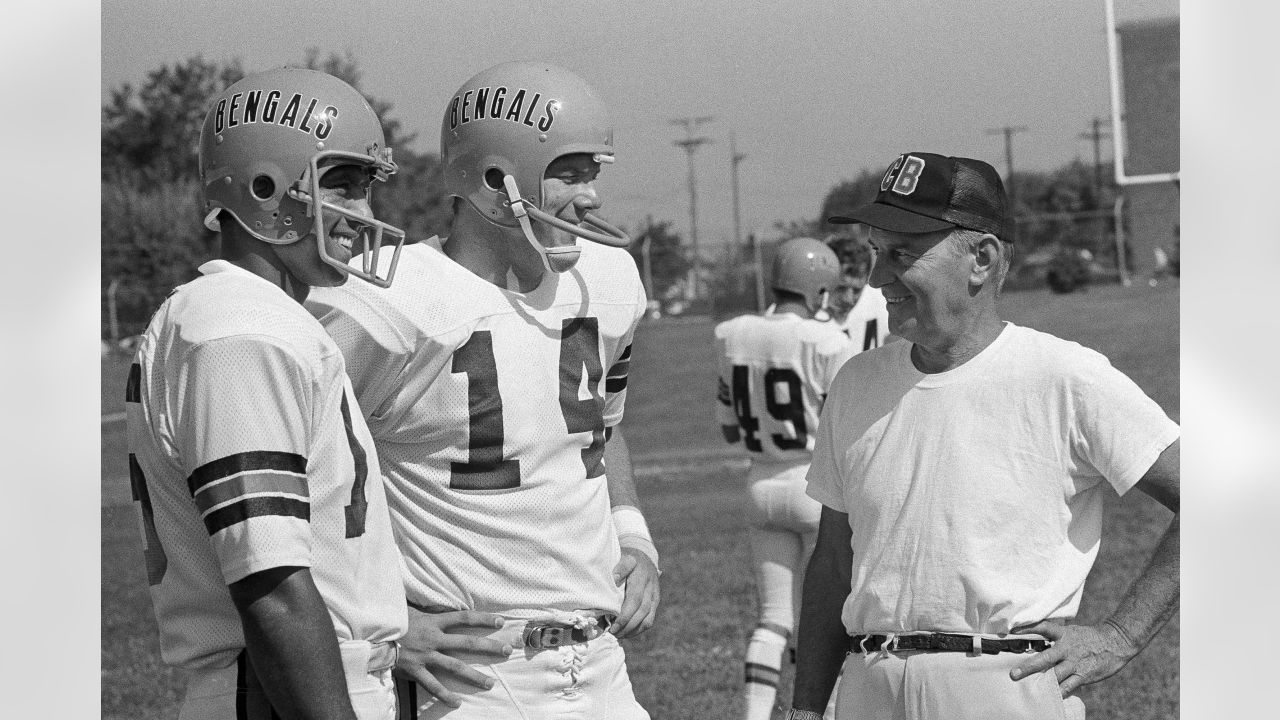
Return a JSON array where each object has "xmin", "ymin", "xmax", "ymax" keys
[{"xmin": 174, "ymin": 335, "xmax": 317, "ymax": 583}]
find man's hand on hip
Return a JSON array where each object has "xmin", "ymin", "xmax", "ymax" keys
[
  {"xmin": 1009, "ymin": 620, "xmax": 1139, "ymax": 696},
  {"xmin": 611, "ymin": 548, "xmax": 660, "ymax": 638},
  {"xmin": 395, "ymin": 607, "xmax": 513, "ymax": 707}
]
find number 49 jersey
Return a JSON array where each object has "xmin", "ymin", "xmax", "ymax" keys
[
  {"xmin": 715, "ymin": 312, "xmax": 856, "ymax": 462},
  {"xmin": 306, "ymin": 238, "xmax": 646, "ymax": 615}
]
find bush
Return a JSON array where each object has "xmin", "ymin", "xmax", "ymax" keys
[
  {"xmin": 1045, "ymin": 248, "xmax": 1091, "ymax": 294},
  {"xmin": 102, "ymin": 178, "xmax": 212, "ymax": 339}
]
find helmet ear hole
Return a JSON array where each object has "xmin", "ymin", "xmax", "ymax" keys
[
  {"xmin": 251, "ymin": 175, "xmax": 276, "ymax": 200},
  {"xmin": 483, "ymin": 168, "xmax": 506, "ymax": 191}
]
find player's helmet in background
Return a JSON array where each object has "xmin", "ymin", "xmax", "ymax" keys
[
  {"xmin": 440, "ymin": 61, "xmax": 629, "ymax": 266},
  {"xmin": 772, "ymin": 237, "xmax": 841, "ymax": 315},
  {"xmin": 199, "ymin": 67, "xmax": 407, "ymax": 287}
]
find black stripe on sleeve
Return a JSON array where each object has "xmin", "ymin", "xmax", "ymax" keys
[
  {"xmin": 203, "ymin": 495, "xmax": 310, "ymax": 536},
  {"xmin": 187, "ymin": 451, "xmax": 307, "ymax": 495},
  {"xmin": 605, "ymin": 376, "xmax": 628, "ymax": 393},
  {"xmin": 617, "ymin": 344, "xmax": 632, "ymax": 361},
  {"xmin": 125, "ymin": 363, "xmax": 141, "ymax": 403}
]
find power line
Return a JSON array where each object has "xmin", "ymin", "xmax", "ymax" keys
[
  {"xmin": 671, "ymin": 116, "xmax": 714, "ymax": 301},
  {"xmin": 729, "ymin": 131, "xmax": 747, "ymax": 268}
]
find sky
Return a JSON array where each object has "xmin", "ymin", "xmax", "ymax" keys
[{"xmin": 100, "ymin": 0, "xmax": 1178, "ymax": 248}]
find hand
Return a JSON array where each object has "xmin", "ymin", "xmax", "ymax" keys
[
  {"xmin": 1009, "ymin": 620, "xmax": 1139, "ymax": 696},
  {"xmin": 395, "ymin": 607, "xmax": 513, "ymax": 708},
  {"xmin": 610, "ymin": 547, "xmax": 660, "ymax": 638}
]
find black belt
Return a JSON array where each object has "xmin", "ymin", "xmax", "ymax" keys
[{"xmin": 849, "ymin": 633, "xmax": 1050, "ymax": 655}]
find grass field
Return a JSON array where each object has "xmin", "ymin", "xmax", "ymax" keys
[{"xmin": 101, "ymin": 280, "xmax": 1179, "ymax": 719}]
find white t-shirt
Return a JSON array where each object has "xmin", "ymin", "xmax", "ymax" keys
[
  {"xmin": 838, "ymin": 285, "xmax": 890, "ymax": 353},
  {"xmin": 806, "ymin": 322, "xmax": 1179, "ymax": 636},
  {"xmin": 715, "ymin": 312, "xmax": 855, "ymax": 465},
  {"xmin": 307, "ymin": 238, "xmax": 646, "ymax": 615},
  {"xmin": 127, "ymin": 260, "xmax": 407, "ymax": 671}
]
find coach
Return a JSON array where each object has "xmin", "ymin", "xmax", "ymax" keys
[{"xmin": 787, "ymin": 152, "xmax": 1179, "ymax": 720}]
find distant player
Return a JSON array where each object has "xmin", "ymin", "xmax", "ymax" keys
[
  {"xmin": 826, "ymin": 235, "xmax": 891, "ymax": 351},
  {"xmin": 307, "ymin": 62, "xmax": 658, "ymax": 720},
  {"xmin": 126, "ymin": 68, "xmax": 409, "ymax": 720},
  {"xmin": 715, "ymin": 238, "xmax": 856, "ymax": 720}
]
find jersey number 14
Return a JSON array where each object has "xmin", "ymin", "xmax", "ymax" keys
[{"xmin": 449, "ymin": 317, "xmax": 608, "ymax": 490}]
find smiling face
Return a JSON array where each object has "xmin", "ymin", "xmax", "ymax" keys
[
  {"xmin": 867, "ymin": 226, "xmax": 974, "ymax": 348},
  {"xmin": 536, "ymin": 153, "xmax": 603, "ymax": 249},
  {"xmin": 275, "ymin": 162, "xmax": 377, "ymax": 288}
]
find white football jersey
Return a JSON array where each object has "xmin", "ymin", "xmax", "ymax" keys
[
  {"xmin": 126, "ymin": 260, "xmax": 406, "ymax": 672},
  {"xmin": 839, "ymin": 285, "xmax": 890, "ymax": 352},
  {"xmin": 715, "ymin": 312, "xmax": 856, "ymax": 462},
  {"xmin": 307, "ymin": 238, "xmax": 647, "ymax": 614}
]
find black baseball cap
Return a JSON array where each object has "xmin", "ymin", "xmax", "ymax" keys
[{"xmin": 828, "ymin": 152, "xmax": 1010, "ymax": 241}]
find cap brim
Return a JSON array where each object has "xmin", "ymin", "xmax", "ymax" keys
[{"xmin": 828, "ymin": 202, "xmax": 955, "ymax": 233}]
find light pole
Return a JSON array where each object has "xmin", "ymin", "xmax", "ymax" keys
[
  {"xmin": 729, "ymin": 131, "xmax": 747, "ymax": 292},
  {"xmin": 671, "ymin": 116, "xmax": 713, "ymax": 301}
]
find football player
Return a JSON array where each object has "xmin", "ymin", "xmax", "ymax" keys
[
  {"xmin": 715, "ymin": 238, "xmax": 856, "ymax": 720},
  {"xmin": 126, "ymin": 67, "xmax": 409, "ymax": 720},
  {"xmin": 307, "ymin": 62, "xmax": 658, "ymax": 720},
  {"xmin": 826, "ymin": 235, "xmax": 891, "ymax": 351}
]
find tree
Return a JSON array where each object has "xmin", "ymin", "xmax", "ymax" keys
[
  {"xmin": 102, "ymin": 56, "xmax": 245, "ymax": 188},
  {"xmin": 627, "ymin": 218, "xmax": 689, "ymax": 302},
  {"xmin": 817, "ymin": 169, "xmax": 883, "ymax": 235},
  {"xmin": 101, "ymin": 51, "xmax": 454, "ymax": 339}
]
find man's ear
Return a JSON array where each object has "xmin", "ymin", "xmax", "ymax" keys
[{"xmin": 971, "ymin": 233, "xmax": 1002, "ymax": 285}]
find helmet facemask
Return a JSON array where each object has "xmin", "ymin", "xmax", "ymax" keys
[
  {"xmin": 287, "ymin": 148, "xmax": 407, "ymax": 288},
  {"xmin": 497, "ymin": 156, "xmax": 629, "ymax": 274}
]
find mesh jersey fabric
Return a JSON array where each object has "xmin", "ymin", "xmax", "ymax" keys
[
  {"xmin": 715, "ymin": 311, "xmax": 856, "ymax": 463},
  {"xmin": 838, "ymin": 285, "xmax": 891, "ymax": 353},
  {"xmin": 307, "ymin": 238, "xmax": 647, "ymax": 614},
  {"xmin": 805, "ymin": 322, "xmax": 1180, "ymax": 635},
  {"xmin": 126, "ymin": 260, "xmax": 406, "ymax": 671}
]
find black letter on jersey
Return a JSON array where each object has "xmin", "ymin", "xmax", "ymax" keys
[
  {"xmin": 560, "ymin": 317, "xmax": 607, "ymax": 478},
  {"xmin": 450, "ymin": 331, "xmax": 521, "ymax": 490}
]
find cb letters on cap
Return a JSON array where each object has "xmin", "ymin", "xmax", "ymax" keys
[{"xmin": 880, "ymin": 154, "xmax": 926, "ymax": 196}]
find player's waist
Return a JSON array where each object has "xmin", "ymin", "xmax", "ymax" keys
[
  {"xmin": 412, "ymin": 604, "xmax": 617, "ymax": 653},
  {"xmin": 847, "ymin": 631, "xmax": 1050, "ymax": 656}
]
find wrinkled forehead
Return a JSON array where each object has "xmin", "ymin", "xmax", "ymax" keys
[{"xmin": 868, "ymin": 226, "xmax": 953, "ymax": 251}]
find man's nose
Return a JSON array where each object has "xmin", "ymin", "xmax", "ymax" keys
[{"xmin": 573, "ymin": 186, "xmax": 601, "ymax": 211}]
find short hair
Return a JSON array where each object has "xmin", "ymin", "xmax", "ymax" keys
[
  {"xmin": 827, "ymin": 236, "xmax": 873, "ymax": 278},
  {"xmin": 947, "ymin": 228, "xmax": 1013, "ymax": 295}
]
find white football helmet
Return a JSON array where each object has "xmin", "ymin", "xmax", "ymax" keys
[
  {"xmin": 199, "ymin": 67, "xmax": 407, "ymax": 287},
  {"xmin": 771, "ymin": 237, "xmax": 841, "ymax": 318},
  {"xmin": 440, "ymin": 61, "xmax": 629, "ymax": 272}
]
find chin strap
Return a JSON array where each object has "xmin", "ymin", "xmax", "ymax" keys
[
  {"xmin": 812, "ymin": 289, "xmax": 832, "ymax": 322},
  {"xmin": 502, "ymin": 174, "xmax": 631, "ymax": 274}
]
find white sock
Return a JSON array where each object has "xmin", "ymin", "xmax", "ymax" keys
[{"xmin": 743, "ymin": 626, "xmax": 789, "ymax": 720}]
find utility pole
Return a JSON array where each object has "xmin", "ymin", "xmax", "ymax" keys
[
  {"xmin": 750, "ymin": 233, "xmax": 766, "ymax": 313},
  {"xmin": 1077, "ymin": 117, "xmax": 1112, "ymax": 203},
  {"xmin": 985, "ymin": 125, "xmax": 1028, "ymax": 206},
  {"xmin": 729, "ymin": 131, "xmax": 747, "ymax": 292},
  {"xmin": 671, "ymin": 116, "xmax": 714, "ymax": 302}
]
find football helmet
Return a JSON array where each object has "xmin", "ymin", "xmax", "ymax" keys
[
  {"xmin": 440, "ymin": 61, "xmax": 629, "ymax": 273},
  {"xmin": 771, "ymin": 237, "xmax": 841, "ymax": 317},
  {"xmin": 199, "ymin": 67, "xmax": 407, "ymax": 287}
]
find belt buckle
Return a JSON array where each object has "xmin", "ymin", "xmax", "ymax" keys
[{"xmin": 523, "ymin": 624, "xmax": 569, "ymax": 649}]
